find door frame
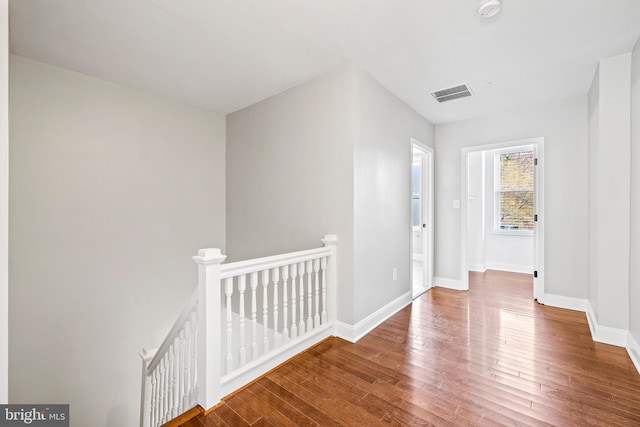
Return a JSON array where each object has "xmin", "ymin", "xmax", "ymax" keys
[
  {"xmin": 460, "ymin": 137, "xmax": 545, "ymax": 301},
  {"xmin": 411, "ymin": 138, "xmax": 434, "ymax": 298}
]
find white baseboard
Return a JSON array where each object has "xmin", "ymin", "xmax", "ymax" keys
[
  {"xmin": 412, "ymin": 285, "xmax": 431, "ymax": 299},
  {"xmin": 485, "ymin": 263, "xmax": 532, "ymax": 274},
  {"xmin": 627, "ymin": 333, "xmax": 640, "ymax": 375},
  {"xmin": 334, "ymin": 291, "xmax": 412, "ymax": 343},
  {"xmin": 434, "ymin": 276, "xmax": 465, "ymax": 291},
  {"xmin": 543, "ymin": 294, "xmax": 587, "ymax": 312},
  {"xmin": 468, "ymin": 264, "xmax": 487, "ymax": 273},
  {"xmin": 585, "ymin": 301, "xmax": 629, "ymax": 347}
]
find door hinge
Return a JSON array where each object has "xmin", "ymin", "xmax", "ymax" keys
[
  {"xmin": 534, "ymin": 270, "xmax": 538, "ymax": 278},
  {"xmin": 534, "ymin": 214, "xmax": 538, "ymax": 222},
  {"xmin": 534, "ymin": 158, "xmax": 538, "ymax": 166}
]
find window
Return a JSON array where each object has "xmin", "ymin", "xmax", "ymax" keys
[{"xmin": 494, "ymin": 147, "xmax": 534, "ymax": 233}]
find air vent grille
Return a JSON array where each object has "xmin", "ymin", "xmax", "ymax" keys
[{"xmin": 431, "ymin": 84, "xmax": 473, "ymax": 103}]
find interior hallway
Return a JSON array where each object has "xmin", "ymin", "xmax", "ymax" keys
[{"xmin": 181, "ymin": 270, "xmax": 640, "ymax": 426}]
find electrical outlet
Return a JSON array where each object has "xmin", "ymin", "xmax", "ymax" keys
[{"xmin": 392, "ymin": 268, "xmax": 398, "ymax": 281}]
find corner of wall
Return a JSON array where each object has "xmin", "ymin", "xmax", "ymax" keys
[
  {"xmin": 334, "ymin": 291, "xmax": 412, "ymax": 343},
  {"xmin": 585, "ymin": 300, "xmax": 629, "ymax": 347},
  {"xmin": 627, "ymin": 332, "xmax": 640, "ymax": 375}
]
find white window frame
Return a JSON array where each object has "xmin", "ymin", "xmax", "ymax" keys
[{"xmin": 493, "ymin": 145, "xmax": 535, "ymax": 236}]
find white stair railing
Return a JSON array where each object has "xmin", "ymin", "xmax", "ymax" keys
[{"xmin": 140, "ymin": 235, "xmax": 337, "ymax": 427}]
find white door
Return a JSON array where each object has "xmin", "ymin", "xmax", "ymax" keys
[{"xmin": 411, "ymin": 142, "xmax": 433, "ymax": 298}]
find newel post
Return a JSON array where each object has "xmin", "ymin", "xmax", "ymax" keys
[
  {"xmin": 192, "ymin": 248, "xmax": 227, "ymax": 411},
  {"xmin": 139, "ymin": 348, "xmax": 156, "ymax": 427},
  {"xmin": 321, "ymin": 235, "xmax": 338, "ymax": 325}
]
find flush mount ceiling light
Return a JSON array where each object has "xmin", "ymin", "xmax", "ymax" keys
[{"xmin": 478, "ymin": 0, "xmax": 502, "ymax": 18}]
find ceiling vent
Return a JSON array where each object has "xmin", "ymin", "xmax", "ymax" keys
[{"xmin": 431, "ymin": 84, "xmax": 473, "ymax": 103}]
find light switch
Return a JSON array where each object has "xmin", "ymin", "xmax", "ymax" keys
[{"xmin": 453, "ymin": 200, "xmax": 460, "ymax": 209}]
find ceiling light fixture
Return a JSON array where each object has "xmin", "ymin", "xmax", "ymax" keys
[{"xmin": 478, "ymin": 0, "xmax": 502, "ymax": 18}]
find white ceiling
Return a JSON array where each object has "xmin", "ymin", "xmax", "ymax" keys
[{"xmin": 9, "ymin": 0, "xmax": 640, "ymax": 124}]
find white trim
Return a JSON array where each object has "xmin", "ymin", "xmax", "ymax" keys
[
  {"xmin": 585, "ymin": 301, "xmax": 629, "ymax": 347},
  {"xmin": 412, "ymin": 253, "xmax": 423, "ymax": 262},
  {"xmin": 411, "ymin": 139, "xmax": 434, "ymax": 296},
  {"xmin": 334, "ymin": 291, "xmax": 412, "ymax": 343},
  {"xmin": 221, "ymin": 324, "xmax": 334, "ymax": 398},
  {"xmin": 468, "ymin": 264, "xmax": 487, "ymax": 273},
  {"xmin": 434, "ymin": 276, "xmax": 466, "ymax": 291},
  {"xmin": 627, "ymin": 333, "xmax": 640, "ymax": 375},
  {"xmin": 492, "ymin": 145, "xmax": 535, "ymax": 234},
  {"xmin": 543, "ymin": 294, "xmax": 588, "ymax": 312},
  {"xmin": 485, "ymin": 263, "xmax": 532, "ymax": 275},
  {"xmin": 544, "ymin": 297, "xmax": 636, "ymax": 363},
  {"xmin": 412, "ymin": 285, "xmax": 430, "ymax": 300}
]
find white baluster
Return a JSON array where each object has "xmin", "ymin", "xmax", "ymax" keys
[
  {"xmin": 321, "ymin": 256, "xmax": 328, "ymax": 324},
  {"xmin": 281, "ymin": 265, "xmax": 290, "ymax": 343},
  {"xmin": 190, "ymin": 311, "xmax": 198, "ymax": 405},
  {"xmin": 306, "ymin": 260, "xmax": 313, "ymax": 331},
  {"xmin": 158, "ymin": 358, "xmax": 165, "ymax": 424},
  {"xmin": 238, "ymin": 274, "xmax": 247, "ymax": 367},
  {"xmin": 168, "ymin": 343, "xmax": 175, "ymax": 418},
  {"xmin": 298, "ymin": 261, "xmax": 306, "ymax": 334},
  {"xmin": 151, "ymin": 369, "xmax": 158, "ymax": 427},
  {"xmin": 164, "ymin": 353, "xmax": 171, "ymax": 423},
  {"xmin": 178, "ymin": 329, "xmax": 185, "ymax": 413},
  {"xmin": 313, "ymin": 258, "xmax": 320, "ymax": 328},
  {"xmin": 262, "ymin": 269, "xmax": 270, "ymax": 353},
  {"xmin": 225, "ymin": 277, "xmax": 234, "ymax": 374},
  {"xmin": 290, "ymin": 263, "xmax": 298, "ymax": 339},
  {"xmin": 250, "ymin": 271, "xmax": 258, "ymax": 360},
  {"xmin": 182, "ymin": 320, "xmax": 191, "ymax": 410},
  {"xmin": 272, "ymin": 267, "xmax": 281, "ymax": 346}
]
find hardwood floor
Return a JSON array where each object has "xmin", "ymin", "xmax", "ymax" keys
[{"xmin": 182, "ymin": 270, "xmax": 640, "ymax": 426}]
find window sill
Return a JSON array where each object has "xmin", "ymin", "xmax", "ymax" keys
[{"xmin": 493, "ymin": 229, "xmax": 533, "ymax": 237}]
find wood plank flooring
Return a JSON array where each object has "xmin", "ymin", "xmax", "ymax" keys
[{"xmin": 182, "ymin": 270, "xmax": 640, "ymax": 426}]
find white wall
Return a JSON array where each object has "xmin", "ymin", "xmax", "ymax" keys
[
  {"xmin": 10, "ymin": 56, "xmax": 226, "ymax": 427},
  {"xmin": 588, "ymin": 67, "xmax": 601, "ymax": 316},
  {"xmin": 226, "ymin": 64, "xmax": 434, "ymax": 326},
  {"xmin": 628, "ymin": 38, "xmax": 640, "ymax": 342},
  {"xmin": 0, "ymin": 0, "xmax": 7, "ymax": 404},
  {"xmin": 352, "ymin": 68, "xmax": 434, "ymax": 323},
  {"xmin": 226, "ymin": 65, "xmax": 357, "ymax": 323},
  {"xmin": 435, "ymin": 96, "xmax": 588, "ymax": 297},
  {"xmin": 467, "ymin": 151, "xmax": 485, "ymax": 271},
  {"xmin": 587, "ymin": 53, "xmax": 631, "ymax": 331}
]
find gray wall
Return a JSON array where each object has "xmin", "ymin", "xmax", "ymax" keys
[
  {"xmin": 630, "ymin": 38, "xmax": 640, "ymax": 342},
  {"xmin": 587, "ymin": 53, "xmax": 631, "ymax": 330},
  {"xmin": 226, "ymin": 64, "xmax": 434, "ymax": 326},
  {"xmin": 588, "ymin": 67, "xmax": 600, "ymax": 316},
  {"xmin": 226, "ymin": 65, "xmax": 356, "ymax": 322},
  {"xmin": 9, "ymin": 55, "xmax": 226, "ymax": 427},
  {"xmin": 352, "ymin": 68, "xmax": 434, "ymax": 323},
  {"xmin": 434, "ymin": 96, "xmax": 589, "ymax": 298},
  {"xmin": 0, "ymin": 0, "xmax": 7, "ymax": 403}
]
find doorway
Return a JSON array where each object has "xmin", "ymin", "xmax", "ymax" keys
[
  {"xmin": 411, "ymin": 139, "xmax": 434, "ymax": 298},
  {"xmin": 461, "ymin": 137, "xmax": 545, "ymax": 301}
]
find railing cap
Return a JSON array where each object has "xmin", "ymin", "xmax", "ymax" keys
[
  {"xmin": 322, "ymin": 234, "xmax": 338, "ymax": 246},
  {"xmin": 139, "ymin": 347, "xmax": 157, "ymax": 363},
  {"xmin": 193, "ymin": 248, "xmax": 227, "ymax": 265}
]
